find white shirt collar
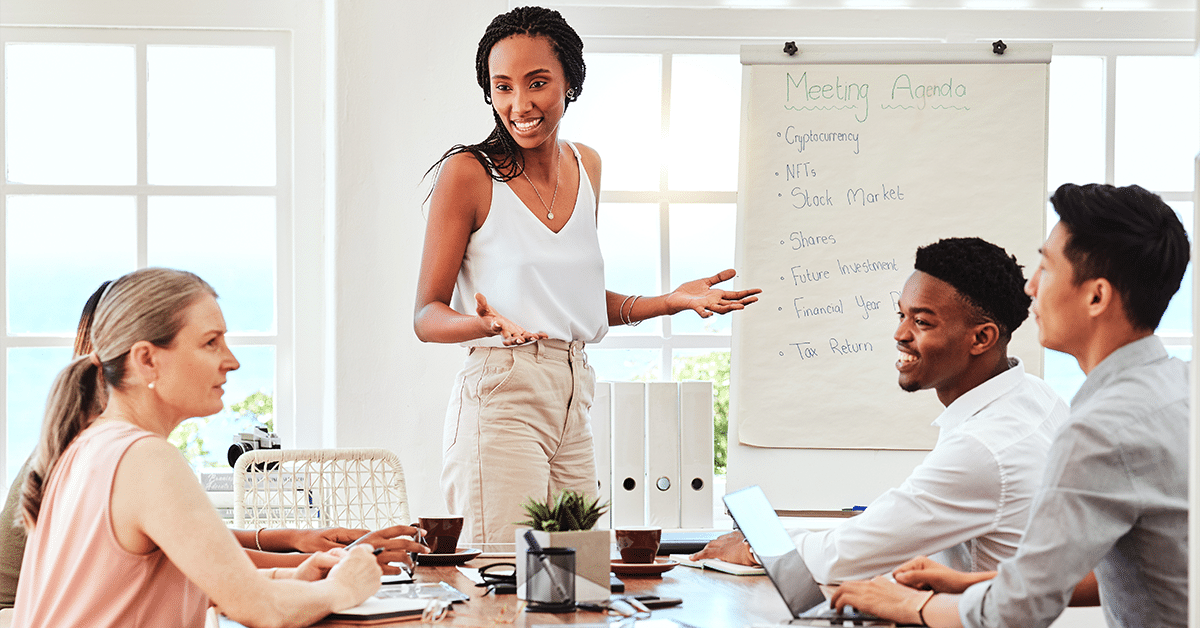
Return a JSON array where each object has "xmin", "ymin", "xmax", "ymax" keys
[{"xmin": 931, "ymin": 356, "xmax": 1025, "ymax": 432}]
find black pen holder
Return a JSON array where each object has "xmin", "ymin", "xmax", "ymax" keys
[{"xmin": 525, "ymin": 547, "xmax": 576, "ymax": 613}]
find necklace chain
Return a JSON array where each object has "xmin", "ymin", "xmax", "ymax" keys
[{"xmin": 522, "ymin": 145, "xmax": 561, "ymax": 220}]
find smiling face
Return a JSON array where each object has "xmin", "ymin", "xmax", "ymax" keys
[
  {"xmin": 151, "ymin": 295, "xmax": 240, "ymax": 420},
  {"xmin": 1025, "ymin": 222, "xmax": 1092, "ymax": 356},
  {"xmin": 894, "ymin": 271, "xmax": 984, "ymax": 405},
  {"xmin": 487, "ymin": 34, "xmax": 570, "ymax": 152}
]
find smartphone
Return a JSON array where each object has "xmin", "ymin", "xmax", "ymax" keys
[{"xmin": 633, "ymin": 595, "xmax": 683, "ymax": 609}]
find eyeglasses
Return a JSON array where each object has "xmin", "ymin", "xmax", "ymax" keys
[
  {"xmin": 422, "ymin": 598, "xmax": 453, "ymax": 623},
  {"xmin": 476, "ymin": 562, "xmax": 517, "ymax": 595}
]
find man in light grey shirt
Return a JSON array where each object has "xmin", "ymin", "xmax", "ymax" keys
[{"xmin": 832, "ymin": 182, "xmax": 1190, "ymax": 628}]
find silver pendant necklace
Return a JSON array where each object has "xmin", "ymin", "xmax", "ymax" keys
[{"xmin": 522, "ymin": 145, "xmax": 561, "ymax": 220}]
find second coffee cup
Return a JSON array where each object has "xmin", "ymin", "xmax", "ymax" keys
[
  {"xmin": 416, "ymin": 516, "xmax": 464, "ymax": 554},
  {"xmin": 614, "ymin": 526, "xmax": 662, "ymax": 563}
]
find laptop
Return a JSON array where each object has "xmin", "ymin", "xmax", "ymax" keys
[{"xmin": 723, "ymin": 485, "xmax": 901, "ymax": 627}]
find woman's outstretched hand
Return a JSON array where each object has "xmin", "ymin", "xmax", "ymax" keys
[
  {"xmin": 666, "ymin": 269, "xmax": 761, "ymax": 318},
  {"xmin": 475, "ymin": 293, "xmax": 548, "ymax": 346}
]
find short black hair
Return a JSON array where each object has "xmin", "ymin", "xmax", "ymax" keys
[
  {"xmin": 914, "ymin": 237, "xmax": 1030, "ymax": 340},
  {"xmin": 1051, "ymin": 183, "xmax": 1190, "ymax": 330}
]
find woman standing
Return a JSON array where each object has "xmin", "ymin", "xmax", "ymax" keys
[
  {"xmin": 415, "ymin": 6, "xmax": 760, "ymax": 545},
  {"xmin": 15, "ymin": 268, "xmax": 381, "ymax": 628}
]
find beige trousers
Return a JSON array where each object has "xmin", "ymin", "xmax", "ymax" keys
[{"xmin": 441, "ymin": 339, "xmax": 598, "ymax": 545}]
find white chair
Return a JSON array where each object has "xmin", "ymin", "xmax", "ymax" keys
[{"xmin": 233, "ymin": 448, "xmax": 410, "ymax": 530}]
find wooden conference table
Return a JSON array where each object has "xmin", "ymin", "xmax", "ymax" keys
[{"xmin": 220, "ymin": 557, "xmax": 793, "ymax": 627}]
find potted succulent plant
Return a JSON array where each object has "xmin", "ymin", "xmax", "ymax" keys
[{"xmin": 515, "ymin": 490, "xmax": 611, "ymax": 603}]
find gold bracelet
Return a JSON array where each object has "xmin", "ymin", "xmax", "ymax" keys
[
  {"xmin": 256, "ymin": 527, "xmax": 266, "ymax": 551},
  {"xmin": 916, "ymin": 590, "xmax": 936, "ymax": 626}
]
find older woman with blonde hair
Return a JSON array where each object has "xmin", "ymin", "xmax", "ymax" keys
[{"xmin": 14, "ymin": 268, "xmax": 381, "ymax": 628}]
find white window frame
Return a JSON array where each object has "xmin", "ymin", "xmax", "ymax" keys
[{"xmin": 0, "ymin": 25, "xmax": 297, "ymax": 477}]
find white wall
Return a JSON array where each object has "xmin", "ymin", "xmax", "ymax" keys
[{"xmin": 328, "ymin": 0, "xmax": 506, "ymax": 518}]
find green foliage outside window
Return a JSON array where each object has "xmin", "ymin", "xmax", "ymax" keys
[
  {"xmin": 169, "ymin": 390, "xmax": 274, "ymax": 467},
  {"xmin": 168, "ymin": 417, "xmax": 210, "ymax": 463},
  {"xmin": 672, "ymin": 351, "xmax": 731, "ymax": 475},
  {"xmin": 231, "ymin": 390, "xmax": 275, "ymax": 432}
]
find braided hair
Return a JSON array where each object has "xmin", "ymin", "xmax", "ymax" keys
[{"xmin": 427, "ymin": 6, "xmax": 586, "ymax": 184}]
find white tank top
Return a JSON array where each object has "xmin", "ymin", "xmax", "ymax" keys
[{"xmin": 453, "ymin": 142, "xmax": 608, "ymax": 346}]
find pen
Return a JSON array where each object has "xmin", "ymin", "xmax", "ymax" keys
[{"xmin": 345, "ymin": 532, "xmax": 371, "ymax": 550}]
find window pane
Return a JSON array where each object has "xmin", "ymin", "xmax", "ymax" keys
[
  {"xmin": 669, "ymin": 204, "xmax": 736, "ymax": 335},
  {"xmin": 670, "ymin": 55, "xmax": 740, "ymax": 192},
  {"xmin": 6, "ymin": 196, "xmax": 136, "ymax": 334},
  {"xmin": 1156, "ymin": 201, "xmax": 1193, "ymax": 335},
  {"xmin": 148, "ymin": 46, "xmax": 276, "ymax": 185},
  {"xmin": 1042, "ymin": 348, "xmax": 1085, "ymax": 403},
  {"xmin": 1115, "ymin": 56, "xmax": 1200, "ymax": 190},
  {"xmin": 190, "ymin": 345, "xmax": 275, "ymax": 471},
  {"xmin": 1047, "ymin": 56, "xmax": 1104, "ymax": 192},
  {"xmin": 7, "ymin": 347, "xmax": 72, "ymax": 484},
  {"xmin": 598, "ymin": 203, "xmax": 660, "ymax": 336},
  {"xmin": 590, "ymin": 348, "xmax": 661, "ymax": 382},
  {"xmin": 5, "ymin": 43, "xmax": 135, "ymax": 185},
  {"xmin": 561, "ymin": 54, "xmax": 661, "ymax": 191},
  {"xmin": 147, "ymin": 196, "xmax": 276, "ymax": 333}
]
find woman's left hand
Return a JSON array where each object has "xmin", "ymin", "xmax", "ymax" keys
[
  {"xmin": 829, "ymin": 575, "xmax": 929, "ymax": 626},
  {"xmin": 666, "ymin": 269, "xmax": 761, "ymax": 317}
]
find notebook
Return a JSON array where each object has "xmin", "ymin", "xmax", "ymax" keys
[
  {"xmin": 323, "ymin": 595, "xmax": 429, "ymax": 624},
  {"xmin": 723, "ymin": 485, "xmax": 901, "ymax": 627},
  {"xmin": 670, "ymin": 554, "xmax": 766, "ymax": 576}
]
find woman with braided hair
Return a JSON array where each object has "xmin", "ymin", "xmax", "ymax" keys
[{"xmin": 415, "ymin": 6, "xmax": 760, "ymax": 545}]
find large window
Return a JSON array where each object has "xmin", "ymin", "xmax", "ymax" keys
[
  {"xmin": 1, "ymin": 28, "xmax": 292, "ymax": 479},
  {"xmin": 562, "ymin": 53, "xmax": 743, "ymax": 385},
  {"xmin": 570, "ymin": 47, "xmax": 1198, "ymax": 469},
  {"xmin": 1043, "ymin": 53, "xmax": 1199, "ymax": 401}
]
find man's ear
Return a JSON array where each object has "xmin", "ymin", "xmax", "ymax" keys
[
  {"xmin": 1085, "ymin": 278, "xmax": 1114, "ymax": 317},
  {"xmin": 968, "ymin": 321, "xmax": 1001, "ymax": 356}
]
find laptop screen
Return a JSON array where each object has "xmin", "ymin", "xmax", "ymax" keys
[{"xmin": 723, "ymin": 485, "xmax": 827, "ymax": 617}]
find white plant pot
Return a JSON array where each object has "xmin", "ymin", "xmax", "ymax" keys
[{"xmin": 515, "ymin": 527, "xmax": 611, "ymax": 603}]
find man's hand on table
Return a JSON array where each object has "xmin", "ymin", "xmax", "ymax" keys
[{"xmin": 689, "ymin": 531, "xmax": 758, "ymax": 565}]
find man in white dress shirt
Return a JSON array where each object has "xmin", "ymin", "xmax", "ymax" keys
[{"xmin": 693, "ymin": 237, "xmax": 1069, "ymax": 584}]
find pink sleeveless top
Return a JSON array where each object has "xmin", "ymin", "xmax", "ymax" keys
[{"xmin": 13, "ymin": 421, "xmax": 208, "ymax": 627}]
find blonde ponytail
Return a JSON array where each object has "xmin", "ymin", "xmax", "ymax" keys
[{"xmin": 21, "ymin": 268, "xmax": 215, "ymax": 528}]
